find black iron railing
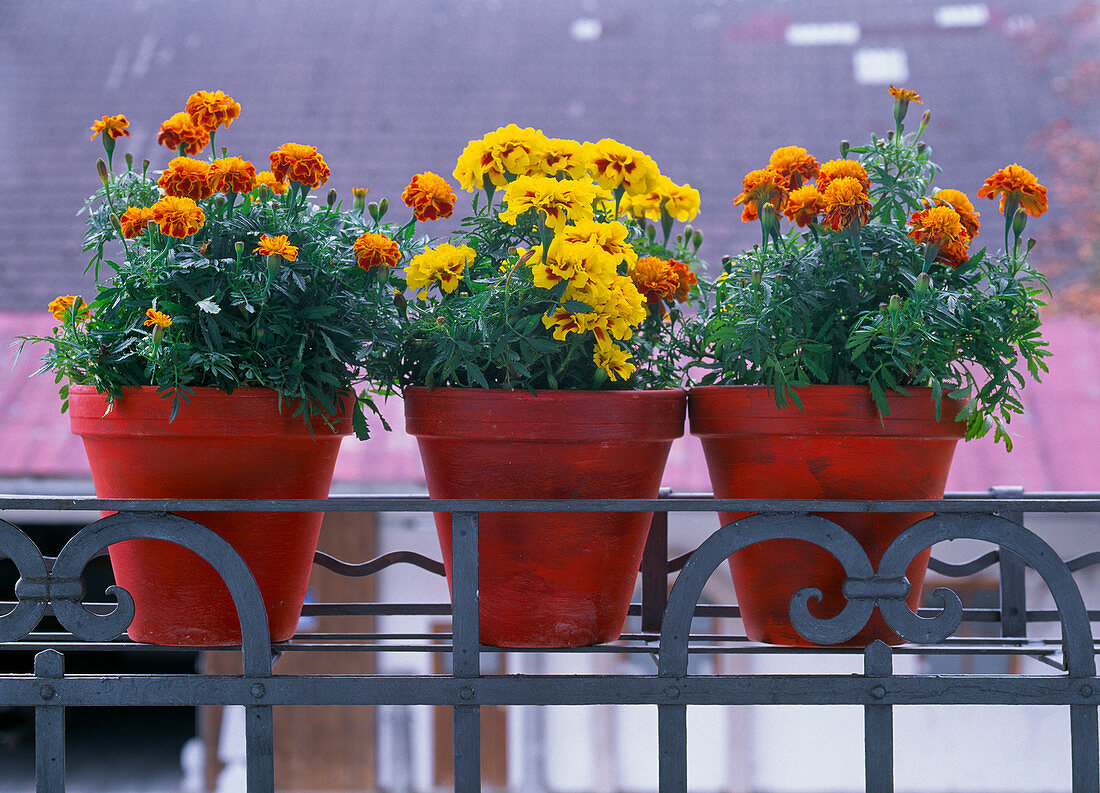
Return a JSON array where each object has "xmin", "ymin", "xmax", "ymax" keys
[{"xmin": 0, "ymin": 491, "xmax": 1098, "ymax": 792}]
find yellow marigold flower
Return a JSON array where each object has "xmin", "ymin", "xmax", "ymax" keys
[
  {"xmin": 254, "ymin": 234, "xmax": 298, "ymax": 262},
  {"xmin": 538, "ymin": 138, "xmax": 588, "ymax": 180},
  {"xmin": 48, "ymin": 295, "xmax": 90, "ymax": 322},
  {"xmin": 401, "ymin": 171, "xmax": 456, "ymax": 221},
  {"xmin": 661, "ymin": 179, "xmax": 702, "ymax": 222},
  {"xmin": 351, "ymin": 186, "xmax": 369, "ymax": 200},
  {"xmin": 908, "ymin": 205, "xmax": 971, "ymax": 268},
  {"xmin": 269, "ymin": 142, "xmax": 331, "ymax": 188},
  {"xmin": 499, "ymin": 175, "xmax": 599, "ymax": 230},
  {"xmin": 733, "ymin": 169, "xmax": 789, "ymax": 223},
  {"xmin": 977, "ymin": 163, "xmax": 1048, "ymax": 217},
  {"xmin": 119, "ymin": 206, "xmax": 156, "ymax": 239},
  {"xmin": 542, "ymin": 305, "xmax": 595, "ymax": 341},
  {"xmin": 90, "ymin": 114, "xmax": 129, "ymax": 141},
  {"xmin": 530, "ymin": 238, "xmax": 618, "ymax": 291},
  {"xmin": 558, "ymin": 220, "xmax": 638, "ymax": 269},
  {"xmin": 817, "ymin": 159, "xmax": 871, "ymax": 192},
  {"xmin": 579, "ymin": 276, "xmax": 647, "ymax": 342},
  {"xmin": 453, "ymin": 125, "xmax": 548, "ymax": 191},
  {"xmin": 923, "ymin": 189, "xmax": 980, "ymax": 238},
  {"xmin": 144, "ymin": 308, "xmax": 172, "ymax": 328},
  {"xmin": 158, "ymin": 156, "xmax": 216, "ymax": 201},
  {"xmin": 767, "ymin": 146, "xmax": 820, "ymax": 189},
  {"xmin": 584, "ymin": 139, "xmax": 661, "ymax": 195},
  {"xmin": 210, "ymin": 156, "xmax": 257, "ymax": 195},
  {"xmin": 254, "ymin": 171, "xmax": 288, "ymax": 195},
  {"xmin": 593, "ymin": 339, "xmax": 635, "ymax": 382},
  {"xmin": 352, "ymin": 232, "xmax": 402, "ymax": 271},
  {"xmin": 405, "ymin": 243, "xmax": 475, "ymax": 298},
  {"xmin": 820, "ymin": 177, "xmax": 872, "ymax": 232},
  {"xmin": 185, "ymin": 90, "xmax": 241, "ymax": 132},
  {"xmin": 783, "ymin": 185, "xmax": 825, "ymax": 227},
  {"xmin": 888, "ymin": 85, "xmax": 922, "ymax": 104},
  {"xmin": 618, "ymin": 190, "xmax": 664, "ymax": 222},
  {"xmin": 156, "ymin": 112, "xmax": 209, "ymax": 155},
  {"xmin": 151, "ymin": 195, "xmax": 206, "ymax": 238},
  {"xmin": 453, "ymin": 139, "xmax": 492, "ymax": 192}
]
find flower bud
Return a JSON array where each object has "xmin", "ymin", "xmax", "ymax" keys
[
  {"xmin": 683, "ymin": 223, "xmax": 694, "ymax": 240},
  {"xmin": 886, "ymin": 130, "xmax": 895, "ymax": 143},
  {"xmin": 125, "ymin": 152, "xmax": 134, "ymax": 170},
  {"xmin": 1013, "ymin": 207, "xmax": 1028, "ymax": 237},
  {"xmin": 367, "ymin": 201, "xmax": 380, "ymax": 221},
  {"xmin": 109, "ymin": 213, "xmax": 123, "ymax": 236},
  {"xmin": 916, "ymin": 142, "xmax": 927, "ymax": 154},
  {"xmin": 152, "ymin": 325, "xmax": 165, "ymax": 344},
  {"xmin": 692, "ymin": 229, "xmax": 703, "ymax": 251},
  {"xmin": 645, "ymin": 225, "xmax": 657, "ymax": 241},
  {"xmin": 257, "ymin": 184, "xmax": 273, "ymax": 202},
  {"xmin": 142, "ymin": 159, "xmax": 151, "ymax": 178},
  {"xmin": 234, "ymin": 241, "xmax": 244, "ymax": 258},
  {"xmin": 888, "ymin": 294, "xmax": 900, "ymax": 312},
  {"xmin": 352, "ymin": 186, "xmax": 368, "ymax": 213},
  {"xmin": 267, "ymin": 254, "xmax": 280, "ymax": 274},
  {"xmin": 721, "ymin": 255, "xmax": 733, "ymax": 270},
  {"xmin": 1027, "ymin": 238, "xmax": 1037, "ymax": 253},
  {"xmin": 96, "ymin": 158, "xmax": 109, "ymax": 186},
  {"xmin": 214, "ymin": 195, "xmax": 226, "ymax": 209},
  {"xmin": 378, "ymin": 197, "xmax": 389, "ymax": 219},
  {"xmin": 750, "ymin": 268, "xmax": 762, "ymax": 286},
  {"xmin": 915, "ymin": 272, "xmax": 930, "ymax": 295},
  {"xmin": 879, "ymin": 302, "xmax": 889, "ymax": 313},
  {"xmin": 759, "ymin": 202, "xmax": 780, "ymax": 237},
  {"xmin": 327, "ymin": 189, "xmax": 338, "ymax": 209},
  {"xmin": 840, "ymin": 140, "xmax": 850, "ymax": 158}
]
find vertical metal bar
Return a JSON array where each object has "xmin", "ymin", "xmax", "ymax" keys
[
  {"xmin": 1070, "ymin": 704, "xmax": 1100, "ymax": 792},
  {"xmin": 245, "ymin": 705, "xmax": 275, "ymax": 793},
  {"xmin": 34, "ymin": 649, "xmax": 65, "ymax": 793},
  {"xmin": 658, "ymin": 704, "xmax": 688, "ymax": 793},
  {"xmin": 864, "ymin": 641, "xmax": 894, "ymax": 793},
  {"xmin": 991, "ymin": 486, "xmax": 1028, "ymax": 637},
  {"xmin": 641, "ymin": 492, "xmax": 670, "ymax": 633},
  {"xmin": 451, "ymin": 511, "xmax": 481, "ymax": 793}
]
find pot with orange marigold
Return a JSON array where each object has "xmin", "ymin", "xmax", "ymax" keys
[
  {"xmin": 378, "ymin": 125, "xmax": 704, "ymax": 647},
  {"xmin": 17, "ymin": 93, "xmax": 418, "ymax": 646},
  {"xmin": 687, "ymin": 88, "xmax": 1052, "ymax": 647}
]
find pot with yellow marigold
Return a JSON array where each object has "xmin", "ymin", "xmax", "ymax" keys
[
  {"xmin": 688, "ymin": 87, "xmax": 1051, "ymax": 647},
  {"xmin": 19, "ymin": 92, "xmax": 414, "ymax": 646},
  {"xmin": 382, "ymin": 126, "xmax": 705, "ymax": 647}
]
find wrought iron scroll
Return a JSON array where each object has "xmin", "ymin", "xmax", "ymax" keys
[{"xmin": 0, "ymin": 517, "xmax": 51, "ymax": 642}]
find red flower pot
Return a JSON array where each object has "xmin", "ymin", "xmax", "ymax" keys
[
  {"xmin": 68, "ymin": 385, "xmax": 352, "ymax": 646},
  {"xmin": 688, "ymin": 385, "xmax": 966, "ymax": 647},
  {"xmin": 404, "ymin": 387, "xmax": 686, "ymax": 648}
]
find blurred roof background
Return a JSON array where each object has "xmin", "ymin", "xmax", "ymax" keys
[{"xmin": 1, "ymin": 0, "xmax": 1098, "ymax": 491}]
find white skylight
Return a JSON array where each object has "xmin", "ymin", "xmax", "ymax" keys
[
  {"xmin": 935, "ymin": 4, "xmax": 991, "ymax": 28},
  {"xmin": 785, "ymin": 22, "xmax": 861, "ymax": 47},
  {"xmin": 853, "ymin": 48, "xmax": 909, "ymax": 85}
]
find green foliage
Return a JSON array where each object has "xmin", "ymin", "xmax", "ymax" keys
[{"xmin": 696, "ymin": 110, "xmax": 1050, "ymax": 448}]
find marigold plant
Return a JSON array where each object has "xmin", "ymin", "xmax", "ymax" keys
[
  {"xmin": 694, "ymin": 88, "xmax": 1051, "ymax": 448},
  {"xmin": 20, "ymin": 92, "xmax": 416, "ymax": 438},
  {"xmin": 370, "ymin": 124, "xmax": 705, "ymax": 391}
]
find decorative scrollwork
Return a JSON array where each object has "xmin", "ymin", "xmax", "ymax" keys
[{"xmin": 0, "ymin": 518, "xmax": 50, "ymax": 642}]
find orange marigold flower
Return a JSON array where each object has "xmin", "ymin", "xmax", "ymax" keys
[
  {"xmin": 254, "ymin": 234, "xmax": 298, "ymax": 262},
  {"xmin": 351, "ymin": 186, "xmax": 369, "ymax": 200},
  {"xmin": 783, "ymin": 185, "xmax": 825, "ymax": 227},
  {"xmin": 767, "ymin": 146, "xmax": 820, "ymax": 189},
  {"xmin": 158, "ymin": 156, "xmax": 215, "ymax": 201},
  {"xmin": 733, "ymin": 169, "xmax": 789, "ymax": 222},
  {"xmin": 144, "ymin": 309, "xmax": 172, "ymax": 328},
  {"xmin": 185, "ymin": 90, "xmax": 241, "ymax": 132},
  {"xmin": 908, "ymin": 205, "xmax": 971, "ymax": 268},
  {"xmin": 817, "ymin": 159, "xmax": 871, "ymax": 192},
  {"xmin": 269, "ymin": 142, "xmax": 331, "ymax": 188},
  {"xmin": 254, "ymin": 171, "xmax": 288, "ymax": 195},
  {"xmin": 923, "ymin": 189, "xmax": 980, "ymax": 238},
  {"xmin": 156, "ymin": 112, "xmax": 210, "ymax": 155},
  {"xmin": 977, "ymin": 163, "xmax": 1048, "ymax": 217},
  {"xmin": 119, "ymin": 206, "xmax": 156, "ymax": 239},
  {"xmin": 48, "ymin": 295, "xmax": 89, "ymax": 322},
  {"xmin": 90, "ymin": 114, "xmax": 130, "ymax": 141},
  {"xmin": 821, "ymin": 177, "xmax": 872, "ymax": 232},
  {"xmin": 888, "ymin": 85, "xmax": 922, "ymax": 104},
  {"xmin": 352, "ymin": 232, "xmax": 401, "ymax": 271},
  {"xmin": 668, "ymin": 259, "xmax": 697, "ymax": 302},
  {"xmin": 151, "ymin": 195, "xmax": 205, "ymax": 238},
  {"xmin": 210, "ymin": 156, "xmax": 257, "ymax": 195},
  {"xmin": 629, "ymin": 256, "xmax": 697, "ymax": 314},
  {"xmin": 401, "ymin": 171, "xmax": 456, "ymax": 221}
]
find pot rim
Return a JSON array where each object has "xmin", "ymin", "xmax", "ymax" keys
[{"xmin": 688, "ymin": 384, "xmax": 967, "ymax": 439}]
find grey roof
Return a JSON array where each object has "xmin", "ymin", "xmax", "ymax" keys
[{"xmin": 0, "ymin": 0, "xmax": 1094, "ymax": 310}]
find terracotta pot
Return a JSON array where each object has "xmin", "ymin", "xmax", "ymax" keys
[
  {"xmin": 405, "ymin": 387, "xmax": 686, "ymax": 647},
  {"xmin": 688, "ymin": 385, "xmax": 966, "ymax": 647},
  {"xmin": 68, "ymin": 385, "xmax": 352, "ymax": 646}
]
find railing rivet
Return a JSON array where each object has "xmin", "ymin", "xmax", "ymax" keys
[
  {"xmin": 870, "ymin": 685, "xmax": 887, "ymax": 700},
  {"xmin": 251, "ymin": 683, "xmax": 265, "ymax": 698},
  {"xmin": 665, "ymin": 685, "xmax": 681, "ymax": 700},
  {"xmin": 459, "ymin": 685, "xmax": 475, "ymax": 701},
  {"xmin": 39, "ymin": 685, "xmax": 55, "ymax": 701},
  {"xmin": 1080, "ymin": 684, "xmax": 1093, "ymax": 698}
]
